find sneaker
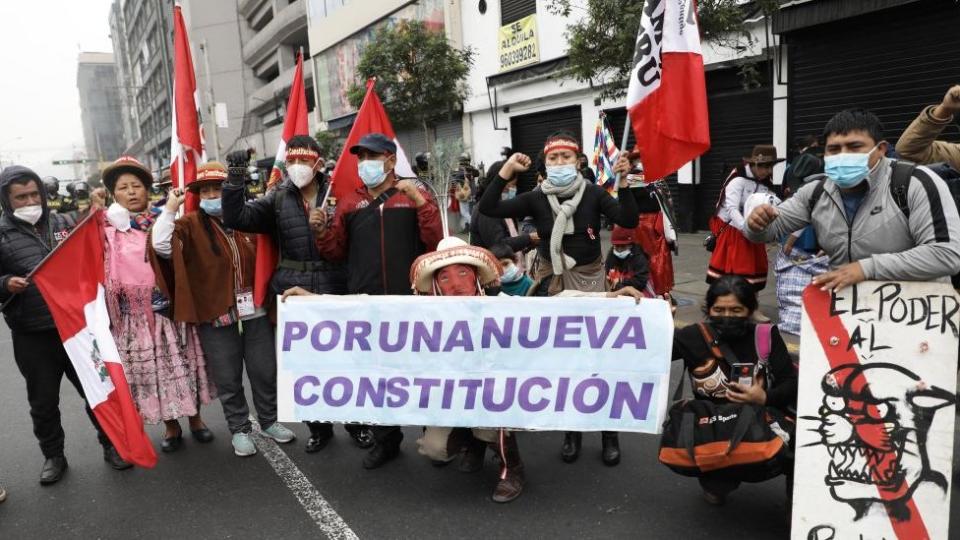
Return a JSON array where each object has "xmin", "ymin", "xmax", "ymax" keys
[
  {"xmin": 262, "ymin": 423, "xmax": 296, "ymax": 444},
  {"xmin": 232, "ymin": 432, "xmax": 257, "ymax": 457},
  {"xmin": 0, "ymin": 484, "xmax": 7, "ymax": 503}
]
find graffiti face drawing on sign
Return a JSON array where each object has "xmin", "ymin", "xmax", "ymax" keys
[{"xmin": 804, "ymin": 363, "xmax": 954, "ymax": 521}]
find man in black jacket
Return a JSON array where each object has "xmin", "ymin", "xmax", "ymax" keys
[
  {"xmin": 0, "ymin": 165, "xmax": 131, "ymax": 485},
  {"xmin": 222, "ymin": 136, "xmax": 372, "ymax": 453}
]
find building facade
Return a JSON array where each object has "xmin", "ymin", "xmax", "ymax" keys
[
  {"xmin": 76, "ymin": 52, "xmax": 126, "ymax": 180},
  {"xmin": 109, "ymin": 0, "xmax": 176, "ymax": 172},
  {"xmin": 110, "ymin": 0, "xmax": 311, "ymax": 172},
  {"xmin": 306, "ymin": 0, "xmax": 464, "ymax": 158}
]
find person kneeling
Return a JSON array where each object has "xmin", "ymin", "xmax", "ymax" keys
[{"xmin": 409, "ymin": 237, "xmax": 525, "ymax": 503}]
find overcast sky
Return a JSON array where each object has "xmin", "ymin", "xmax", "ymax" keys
[{"xmin": 0, "ymin": 0, "xmax": 115, "ymax": 179}]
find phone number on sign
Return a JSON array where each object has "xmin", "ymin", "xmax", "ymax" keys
[{"xmin": 500, "ymin": 44, "xmax": 536, "ymax": 69}]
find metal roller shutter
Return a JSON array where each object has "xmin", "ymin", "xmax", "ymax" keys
[
  {"xmin": 510, "ymin": 105, "xmax": 582, "ymax": 192},
  {"xmin": 787, "ymin": 0, "xmax": 960, "ymax": 153},
  {"xmin": 501, "ymin": 0, "xmax": 536, "ymax": 25},
  {"xmin": 695, "ymin": 67, "xmax": 772, "ymax": 231}
]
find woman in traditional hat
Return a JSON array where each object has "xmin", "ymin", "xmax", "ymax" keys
[
  {"xmin": 150, "ymin": 162, "xmax": 296, "ymax": 458},
  {"xmin": 409, "ymin": 236, "xmax": 526, "ymax": 503},
  {"xmin": 98, "ymin": 156, "xmax": 215, "ymax": 453},
  {"xmin": 706, "ymin": 145, "xmax": 784, "ymax": 297}
]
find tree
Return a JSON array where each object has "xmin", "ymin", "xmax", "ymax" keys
[
  {"xmin": 548, "ymin": 0, "xmax": 782, "ymax": 101},
  {"xmin": 313, "ymin": 129, "xmax": 343, "ymax": 160},
  {"xmin": 347, "ymin": 20, "xmax": 475, "ymax": 149}
]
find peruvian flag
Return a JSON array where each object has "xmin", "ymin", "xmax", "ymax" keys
[
  {"xmin": 330, "ymin": 79, "xmax": 415, "ymax": 200},
  {"xmin": 252, "ymin": 51, "xmax": 309, "ymax": 307},
  {"xmin": 169, "ymin": 3, "xmax": 206, "ymax": 212},
  {"xmin": 625, "ymin": 0, "xmax": 710, "ymax": 180},
  {"xmin": 32, "ymin": 212, "xmax": 158, "ymax": 468},
  {"xmin": 265, "ymin": 51, "xmax": 310, "ymax": 190}
]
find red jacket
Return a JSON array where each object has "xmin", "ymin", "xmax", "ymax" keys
[{"xmin": 317, "ymin": 180, "xmax": 443, "ymax": 295}]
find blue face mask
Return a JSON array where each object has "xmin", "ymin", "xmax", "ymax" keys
[
  {"xmin": 503, "ymin": 186, "xmax": 517, "ymax": 200},
  {"xmin": 358, "ymin": 159, "xmax": 387, "ymax": 188},
  {"xmin": 199, "ymin": 197, "xmax": 222, "ymax": 216},
  {"xmin": 613, "ymin": 249, "xmax": 631, "ymax": 259},
  {"xmin": 546, "ymin": 164, "xmax": 578, "ymax": 187},
  {"xmin": 501, "ymin": 264, "xmax": 521, "ymax": 283},
  {"xmin": 824, "ymin": 145, "xmax": 879, "ymax": 188}
]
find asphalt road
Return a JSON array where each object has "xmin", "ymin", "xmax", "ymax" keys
[{"xmin": 1, "ymin": 235, "xmax": 959, "ymax": 539}]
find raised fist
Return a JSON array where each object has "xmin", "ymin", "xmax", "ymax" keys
[{"xmin": 226, "ymin": 149, "xmax": 253, "ymax": 168}]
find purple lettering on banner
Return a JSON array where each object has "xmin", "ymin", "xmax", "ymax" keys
[
  {"xmin": 322, "ymin": 376, "xmax": 353, "ymax": 407},
  {"xmin": 311, "ymin": 321, "xmax": 341, "ymax": 352},
  {"xmin": 412, "ymin": 321, "xmax": 443, "ymax": 352},
  {"xmin": 482, "ymin": 377, "xmax": 517, "ymax": 412},
  {"xmin": 357, "ymin": 377, "xmax": 386, "ymax": 407},
  {"xmin": 413, "ymin": 378, "xmax": 441, "ymax": 408},
  {"xmin": 610, "ymin": 381, "xmax": 654, "ymax": 420},
  {"xmin": 282, "ymin": 321, "xmax": 308, "ymax": 351},
  {"xmin": 459, "ymin": 379, "xmax": 483, "ymax": 409},
  {"xmin": 442, "ymin": 321, "xmax": 474, "ymax": 352},
  {"xmin": 441, "ymin": 378, "xmax": 456, "ymax": 409},
  {"xmin": 573, "ymin": 377, "xmax": 610, "ymax": 414},
  {"xmin": 385, "ymin": 377, "xmax": 409, "ymax": 407},
  {"xmin": 554, "ymin": 316, "xmax": 583, "ymax": 348},
  {"xmin": 344, "ymin": 321, "xmax": 372, "ymax": 351},
  {"xmin": 380, "ymin": 321, "xmax": 409, "ymax": 352},
  {"xmin": 518, "ymin": 316, "xmax": 550, "ymax": 348},
  {"xmin": 481, "ymin": 317, "xmax": 513, "ymax": 348},
  {"xmin": 586, "ymin": 316, "xmax": 618, "ymax": 348},
  {"xmin": 294, "ymin": 375, "xmax": 320, "ymax": 406},
  {"xmin": 554, "ymin": 377, "xmax": 570, "ymax": 412},
  {"xmin": 518, "ymin": 377, "xmax": 551, "ymax": 412},
  {"xmin": 612, "ymin": 317, "xmax": 646, "ymax": 349}
]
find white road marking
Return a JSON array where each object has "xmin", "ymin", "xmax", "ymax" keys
[{"xmin": 250, "ymin": 418, "xmax": 359, "ymax": 539}]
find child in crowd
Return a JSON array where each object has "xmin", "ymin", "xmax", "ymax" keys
[{"xmin": 491, "ymin": 244, "xmax": 533, "ymax": 296}]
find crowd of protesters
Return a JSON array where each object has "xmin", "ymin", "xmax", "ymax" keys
[{"xmin": 3, "ymin": 87, "xmax": 960, "ymax": 513}]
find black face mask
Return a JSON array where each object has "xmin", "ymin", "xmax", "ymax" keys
[{"xmin": 708, "ymin": 316, "xmax": 749, "ymax": 339}]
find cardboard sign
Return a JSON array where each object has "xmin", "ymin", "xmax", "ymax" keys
[
  {"xmin": 277, "ymin": 295, "xmax": 673, "ymax": 432},
  {"xmin": 498, "ymin": 14, "xmax": 539, "ymax": 72},
  {"xmin": 793, "ymin": 282, "xmax": 957, "ymax": 540}
]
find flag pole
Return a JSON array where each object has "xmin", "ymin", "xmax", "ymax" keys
[
  {"xmin": 613, "ymin": 115, "xmax": 632, "ymax": 196},
  {"xmin": 0, "ymin": 209, "xmax": 100, "ymax": 311}
]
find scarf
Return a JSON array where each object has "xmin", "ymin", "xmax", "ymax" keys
[{"xmin": 540, "ymin": 175, "xmax": 586, "ymax": 275}]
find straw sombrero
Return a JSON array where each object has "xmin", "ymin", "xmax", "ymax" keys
[{"xmin": 410, "ymin": 237, "xmax": 502, "ymax": 295}]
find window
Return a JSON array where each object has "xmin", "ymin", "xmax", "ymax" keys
[{"xmin": 500, "ymin": 0, "xmax": 535, "ymax": 25}]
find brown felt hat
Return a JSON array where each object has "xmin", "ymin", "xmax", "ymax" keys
[
  {"xmin": 743, "ymin": 145, "xmax": 785, "ymax": 165},
  {"xmin": 102, "ymin": 155, "xmax": 153, "ymax": 193},
  {"xmin": 187, "ymin": 161, "xmax": 228, "ymax": 192}
]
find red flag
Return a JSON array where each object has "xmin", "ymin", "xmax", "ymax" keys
[
  {"xmin": 330, "ymin": 79, "xmax": 416, "ymax": 200},
  {"xmin": 625, "ymin": 0, "xmax": 710, "ymax": 180},
  {"xmin": 266, "ymin": 51, "xmax": 310, "ymax": 189},
  {"xmin": 32, "ymin": 212, "xmax": 158, "ymax": 468},
  {"xmin": 252, "ymin": 51, "xmax": 309, "ymax": 307},
  {"xmin": 169, "ymin": 3, "xmax": 206, "ymax": 212}
]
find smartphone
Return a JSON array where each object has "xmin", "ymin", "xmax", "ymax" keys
[{"xmin": 729, "ymin": 363, "xmax": 754, "ymax": 387}]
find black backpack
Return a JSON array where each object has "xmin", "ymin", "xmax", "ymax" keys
[{"xmin": 805, "ymin": 160, "xmax": 960, "ymax": 286}]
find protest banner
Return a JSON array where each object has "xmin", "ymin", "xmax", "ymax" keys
[
  {"xmin": 277, "ymin": 295, "xmax": 673, "ymax": 433},
  {"xmin": 793, "ymin": 282, "xmax": 957, "ymax": 540}
]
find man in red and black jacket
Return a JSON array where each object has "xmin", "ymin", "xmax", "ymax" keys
[{"xmin": 312, "ymin": 133, "xmax": 443, "ymax": 468}]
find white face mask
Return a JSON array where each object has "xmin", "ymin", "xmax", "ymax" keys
[
  {"xmin": 106, "ymin": 202, "xmax": 132, "ymax": 232},
  {"xmin": 13, "ymin": 204, "xmax": 42, "ymax": 225},
  {"xmin": 287, "ymin": 164, "xmax": 315, "ymax": 188}
]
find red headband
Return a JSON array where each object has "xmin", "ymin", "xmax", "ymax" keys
[
  {"xmin": 543, "ymin": 139, "xmax": 580, "ymax": 155},
  {"xmin": 286, "ymin": 147, "xmax": 320, "ymax": 160}
]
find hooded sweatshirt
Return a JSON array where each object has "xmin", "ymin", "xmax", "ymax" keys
[{"xmin": 0, "ymin": 166, "xmax": 80, "ymax": 332}]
